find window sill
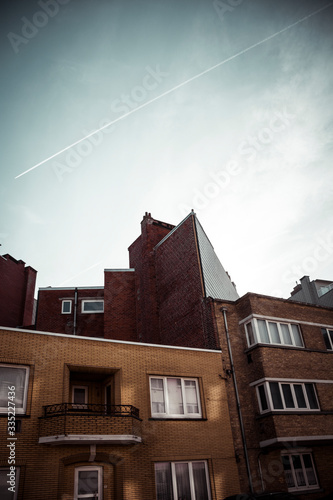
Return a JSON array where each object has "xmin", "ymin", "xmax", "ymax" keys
[
  {"xmin": 149, "ymin": 417, "xmax": 207, "ymax": 421},
  {"xmin": 288, "ymin": 488, "xmax": 323, "ymax": 495}
]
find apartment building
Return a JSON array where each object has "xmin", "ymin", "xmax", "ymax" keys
[
  {"xmin": 213, "ymin": 293, "xmax": 333, "ymax": 499},
  {"xmin": 36, "ymin": 212, "xmax": 238, "ymax": 349},
  {"xmin": 0, "ymin": 325, "xmax": 240, "ymax": 500}
]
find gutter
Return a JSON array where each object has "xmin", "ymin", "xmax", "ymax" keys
[{"xmin": 221, "ymin": 306, "xmax": 254, "ymax": 493}]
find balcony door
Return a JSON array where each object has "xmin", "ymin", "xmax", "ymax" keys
[{"xmin": 72, "ymin": 386, "xmax": 88, "ymax": 409}]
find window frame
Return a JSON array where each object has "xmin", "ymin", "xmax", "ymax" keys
[
  {"xmin": 81, "ymin": 300, "xmax": 104, "ymax": 314},
  {"xmin": 0, "ymin": 467, "xmax": 20, "ymax": 500},
  {"xmin": 281, "ymin": 451, "xmax": 319, "ymax": 492},
  {"xmin": 0, "ymin": 364, "xmax": 29, "ymax": 415},
  {"xmin": 321, "ymin": 327, "xmax": 333, "ymax": 350},
  {"xmin": 61, "ymin": 300, "xmax": 72, "ymax": 314},
  {"xmin": 154, "ymin": 460, "xmax": 212, "ymax": 500},
  {"xmin": 72, "ymin": 386, "xmax": 88, "ymax": 409},
  {"xmin": 74, "ymin": 465, "xmax": 103, "ymax": 500},
  {"xmin": 256, "ymin": 381, "xmax": 320, "ymax": 414},
  {"xmin": 245, "ymin": 318, "xmax": 304, "ymax": 348},
  {"xmin": 149, "ymin": 376, "xmax": 202, "ymax": 419}
]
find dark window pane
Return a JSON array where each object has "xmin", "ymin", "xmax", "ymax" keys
[
  {"xmin": 291, "ymin": 455, "xmax": 306, "ymax": 487},
  {"xmin": 192, "ymin": 462, "xmax": 209, "ymax": 500},
  {"xmin": 282, "ymin": 455, "xmax": 295, "ymax": 488},
  {"xmin": 78, "ymin": 470, "xmax": 98, "ymax": 494},
  {"xmin": 321, "ymin": 328, "xmax": 331, "ymax": 349},
  {"xmin": 305, "ymin": 384, "xmax": 319, "ymax": 409},
  {"xmin": 258, "ymin": 385, "xmax": 268, "ymax": 411},
  {"xmin": 269, "ymin": 382, "xmax": 283, "ymax": 409},
  {"xmin": 294, "ymin": 385, "xmax": 306, "ymax": 408},
  {"xmin": 155, "ymin": 463, "xmax": 173, "ymax": 500},
  {"xmin": 329, "ymin": 330, "xmax": 333, "ymax": 349},
  {"xmin": 246, "ymin": 322, "xmax": 255, "ymax": 345},
  {"xmin": 175, "ymin": 463, "xmax": 191, "ymax": 499},
  {"xmin": 281, "ymin": 384, "xmax": 294, "ymax": 408}
]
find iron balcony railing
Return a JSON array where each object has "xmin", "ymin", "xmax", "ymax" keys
[
  {"xmin": 42, "ymin": 403, "xmax": 141, "ymax": 419},
  {"xmin": 39, "ymin": 403, "xmax": 142, "ymax": 441}
]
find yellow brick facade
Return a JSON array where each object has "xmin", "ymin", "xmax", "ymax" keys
[{"xmin": 0, "ymin": 326, "xmax": 240, "ymax": 500}]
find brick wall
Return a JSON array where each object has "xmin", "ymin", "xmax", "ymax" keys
[
  {"xmin": 0, "ymin": 255, "xmax": 36, "ymax": 327},
  {"xmin": 36, "ymin": 288, "xmax": 104, "ymax": 337},
  {"xmin": 213, "ymin": 294, "xmax": 333, "ymax": 497},
  {"xmin": 104, "ymin": 270, "xmax": 137, "ymax": 341},
  {"xmin": 0, "ymin": 327, "xmax": 240, "ymax": 500}
]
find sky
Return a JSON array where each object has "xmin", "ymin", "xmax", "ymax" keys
[{"xmin": 1, "ymin": 0, "xmax": 333, "ymax": 299}]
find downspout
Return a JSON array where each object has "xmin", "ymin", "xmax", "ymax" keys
[
  {"xmin": 221, "ymin": 306, "xmax": 254, "ymax": 493},
  {"xmin": 73, "ymin": 287, "xmax": 78, "ymax": 336}
]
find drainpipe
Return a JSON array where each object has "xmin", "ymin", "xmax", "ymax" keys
[
  {"xmin": 221, "ymin": 307, "xmax": 254, "ymax": 493},
  {"xmin": 73, "ymin": 288, "xmax": 78, "ymax": 336}
]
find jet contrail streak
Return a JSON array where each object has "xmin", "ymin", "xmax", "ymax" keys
[{"xmin": 15, "ymin": 2, "xmax": 333, "ymax": 179}]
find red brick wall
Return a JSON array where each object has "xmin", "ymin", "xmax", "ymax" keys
[
  {"xmin": 155, "ymin": 215, "xmax": 219, "ymax": 349},
  {"xmin": 128, "ymin": 214, "xmax": 173, "ymax": 344},
  {"xmin": 36, "ymin": 288, "xmax": 104, "ymax": 337},
  {"xmin": 213, "ymin": 295, "xmax": 333, "ymax": 495},
  {"xmin": 0, "ymin": 255, "xmax": 36, "ymax": 327},
  {"xmin": 104, "ymin": 270, "xmax": 137, "ymax": 341}
]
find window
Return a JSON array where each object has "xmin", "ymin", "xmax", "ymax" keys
[
  {"xmin": 150, "ymin": 377, "xmax": 202, "ymax": 418},
  {"xmin": 74, "ymin": 466, "xmax": 102, "ymax": 500},
  {"xmin": 155, "ymin": 461, "xmax": 211, "ymax": 500},
  {"xmin": 61, "ymin": 300, "xmax": 72, "ymax": 314},
  {"xmin": 282, "ymin": 452, "xmax": 318, "ymax": 491},
  {"xmin": 245, "ymin": 318, "xmax": 303, "ymax": 348},
  {"xmin": 0, "ymin": 467, "xmax": 20, "ymax": 500},
  {"xmin": 256, "ymin": 381, "xmax": 319, "ymax": 413},
  {"xmin": 0, "ymin": 365, "xmax": 29, "ymax": 415},
  {"xmin": 72, "ymin": 386, "xmax": 88, "ymax": 409},
  {"xmin": 81, "ymin": 300, "xmax": 104, "ymax": 313},
  {"xmin": 321, "ymin": 328, "xmax": 333, "ymax": 350}
]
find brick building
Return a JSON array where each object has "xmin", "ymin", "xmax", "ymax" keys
[
  {"xmin": 0, "ymin": 325, "xmax": 240, "ymax": 500},
  {"xmin": 0, "ymin": 254, "xmax": 37, "ymax": 328},
  {"xmin": 36, "ymin": 212, "xmax": 239, "ymax": 349},
  {"xmin": 213, "ymin": 293, "xmax": 333, "ymax": 498},
  {"xmin": 289, "ymin": 276, "xmax": 333, "ymax": 308}
]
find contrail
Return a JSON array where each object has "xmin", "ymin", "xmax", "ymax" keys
[{"xmin": 15, "ymin": 2, "xmax": 333, "ymax": 179}]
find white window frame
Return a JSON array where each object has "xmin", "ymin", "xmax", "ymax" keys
[
  {"xmin": 256, "ymin": 381, "xmax": 319, "ymax": 414},
  {"xmin": 72, "ymin": 386, "xmax": 88, "ymax": 409},
  {"xmin": 74, "ymin": 466, "xmax": 103, "ymax": 500},
  {"xmin": 281, "ymin": 451, "xmax": 319, "ymax": 491},
  {"xmin": 81, "ymin": 300, "xmax": 104, "ymax": 313},
  {"xmin": 321, "ymin": 327, "xmax": 333, "ymax": 350},
  {"xmin": 150, "ymin": 376, "xmax": 202, "ymax": 419},
  {"xmin": 245, "ymin": 318, "xmax": 304, "ymax": 348},
  {"xmin": 61, "ymin": 300, "xmax": 72, "ymax": 314},
  {"xmin": 0, "ymin": 364, "xmax": 29, "ymax": 415},
  {"xmin": 0, "ymin": 467, "xmax": 20, "ymax": 500},
  {"xmin": 155, "ymin": 461, "xmax": 211, "ymax": 500}
]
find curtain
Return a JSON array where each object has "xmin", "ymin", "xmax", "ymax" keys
[{"xmin": 0, "ymin": 366, "xmax": 26, "ymax": 409}]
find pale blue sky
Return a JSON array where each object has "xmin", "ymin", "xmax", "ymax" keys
[{"xmin": 1, "ymin": 0, "xmax": 333, "ymax": 298}]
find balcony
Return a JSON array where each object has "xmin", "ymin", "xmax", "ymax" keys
[{"xmin": 38, "ymin": 403, "xmax": 142, "ymax": 445}]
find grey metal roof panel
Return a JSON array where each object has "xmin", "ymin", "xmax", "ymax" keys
[{"xmin": 194, "ymin": 217, "xmax": 239, "ymax": 301}]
